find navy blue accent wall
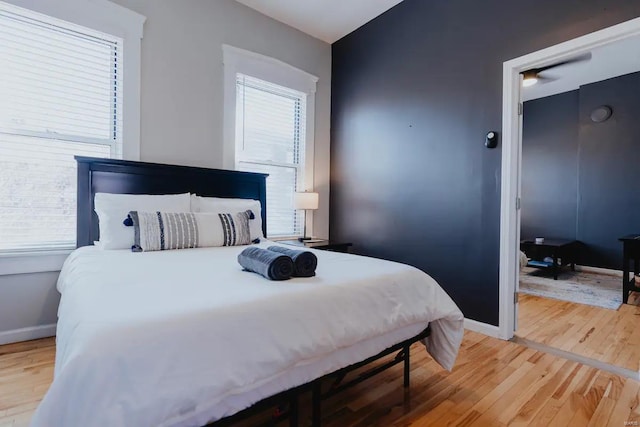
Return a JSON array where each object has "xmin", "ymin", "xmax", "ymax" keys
[
  {"xmin": 330, "ymin": 0, "xmax": 640, "ymax": 325},
  {"xmin": 521, "ymin": 91, "xmax": 580, "ymax": 244}
]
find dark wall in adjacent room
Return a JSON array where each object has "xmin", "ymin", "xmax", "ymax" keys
[
  {"xmin": 522, "ymin": 91, "xmax": 580, "ymax": 243},
  {"xmin": 330, "ymin": 0, "xmax": 640, "ymax": 325},
  {"xmin": 577, "ymin": 72, "xmax": 640, "ymax": 268},
  {"xmin": 522, "ymin": 72, "xmax": 640, "ymax": 270}
]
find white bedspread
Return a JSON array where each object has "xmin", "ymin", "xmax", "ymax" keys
[{"xmin": 32, "ymin": 242, "xmax": 464, "ymax": 427}]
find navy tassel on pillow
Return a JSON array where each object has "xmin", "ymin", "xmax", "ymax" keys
[
  {"xmin": 123, "ymin": 215, "xmax": 133, "ymax": 227},
  {"xmin": 246, "ymin": 210, "xmax": 259, "ymax": 243}
]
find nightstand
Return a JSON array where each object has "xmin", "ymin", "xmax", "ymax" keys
[{"xmin": 279, "ymin": 239, "xmax": 352, "ymax": 253}]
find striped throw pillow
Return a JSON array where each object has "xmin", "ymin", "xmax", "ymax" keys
[{"xmin": 127, "ymin": 210, "xmax": 254, "ymax": 252}]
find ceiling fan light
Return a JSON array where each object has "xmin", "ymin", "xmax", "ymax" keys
[{"xmin": 522, "ymin": 70, "xmax": 538, "ymax": 87}]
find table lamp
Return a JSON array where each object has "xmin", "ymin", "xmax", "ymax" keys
[{"xmin": 294, "ymin": 191, "xmax": 318, "ymax": 241}]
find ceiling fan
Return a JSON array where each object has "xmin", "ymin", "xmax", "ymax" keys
[{"xmin": 521, "ymin": 53, "xmax": 592, "ymax": 87}]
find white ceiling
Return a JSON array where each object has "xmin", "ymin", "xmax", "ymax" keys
[
  {"xmin": 523, "ymin": 34, "xmax": 640, "ymax": 101},
  {"xmin": 234, "ymin": 0, "xmax": 404, "ymax": 43}
]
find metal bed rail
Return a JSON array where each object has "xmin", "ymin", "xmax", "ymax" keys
[{"xmin": 207, "ymin": 325, "xmax": 431, "ymax": 427}]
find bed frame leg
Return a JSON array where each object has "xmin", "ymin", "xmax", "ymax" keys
[
  {"xmin": 403, "ymin": 344, "xmax": 410, "ymax": 389},
  {"xmin": 289, "ymin": 393, "xmax": 298, "ymax": 427},
  {"xmin": 312, "ymin": 381, "xmax": 322, "ymax": 427}
]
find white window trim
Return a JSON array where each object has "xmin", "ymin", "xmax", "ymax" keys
[
  {"xmin": 0, "ymin": 249, "xmax": 71, "ymax": 276},
  {"xmin": 222, "ymin": 45, "xmax": 318, "ymax": 238},
  {"xmin": 0, "ymin": 0, "xmax": 146, "ymax": 275}
]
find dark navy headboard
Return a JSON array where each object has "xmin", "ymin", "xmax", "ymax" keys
[{"xmin": 75, "ymin": 156, "xmax": 268, "ymax": 248}]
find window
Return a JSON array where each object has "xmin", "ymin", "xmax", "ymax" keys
[
  {"xmin": 0, "ymin": 2, "xmax": 124, "ymax": 252},
  {"xmin": 223, "ymin": 45, "xmax": 317, "ymax": 239},
  {"xmin": 235, "ymin": 74, "xmax": 307, "ymax": 237}
]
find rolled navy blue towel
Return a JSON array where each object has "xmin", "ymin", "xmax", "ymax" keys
[
  {"xmin": 238, "ymin": 247, "xmax": 294, "ymax": 281},
  {"xmin": 267, "ymin": 246, "xmax": 317, "ymax": 277}
]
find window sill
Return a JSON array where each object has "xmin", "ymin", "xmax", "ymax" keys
[{"xmin": 0, "ymin": 249, "xmax": 73, "ymax": 276}]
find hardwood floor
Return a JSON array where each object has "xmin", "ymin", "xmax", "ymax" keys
[
  {"xmin": 2, "ymin": 331, "xmax": 640, "ymax": 426},
  {"xmin": 0, "ymin": 338, "xmax": 55, "ymax": 427},
  {"xmin": 516, "ymin": 292, "xmax": 640, "ymax": 374}
]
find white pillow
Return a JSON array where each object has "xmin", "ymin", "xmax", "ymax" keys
[
  {"xmin": 190, "ymin": 194, "xmax": 264, "ymax": 241},
  {"xmin": 94, "ymin": 193, "xmax": 191, "ymax": 249}
]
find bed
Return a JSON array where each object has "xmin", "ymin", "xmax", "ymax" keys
[{"xmin": 31, "ymin": 157, "xmax": 464, "ymax": 427}]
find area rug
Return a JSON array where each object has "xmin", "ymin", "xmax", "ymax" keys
[{"xmin": 519, "ymin": 267, "xmax": 623, "ymax": 310}]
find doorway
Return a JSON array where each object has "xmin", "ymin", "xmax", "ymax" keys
[{"xmin": 498, "ymin": 16, "xmax": 640, "ymax": 376}]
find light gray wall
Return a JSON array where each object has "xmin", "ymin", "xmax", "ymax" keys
[
  {"xmin": 0, "ymin": 273, "xmax": 60, "ymax": 336},
  {"xmin": 111, "ymin": 0, "xmax": 332, "ymax": 238},
  {"xmin": 0, "ymin": 0, "xmax": 331, "ymax": 342}
]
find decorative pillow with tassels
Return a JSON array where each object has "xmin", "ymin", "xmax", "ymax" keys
[{"xmin": 125, "ymin": 210, "xmax": 255, "ymax": 252}]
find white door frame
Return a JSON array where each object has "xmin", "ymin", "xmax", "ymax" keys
[{"xmin": 498, "ymin": 17, "xmax": 640, "ymax": 340}]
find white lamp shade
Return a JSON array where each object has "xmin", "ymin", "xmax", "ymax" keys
[{"xmin": 294, "ymin": 192, "xmax": 319, "ymax": 210}]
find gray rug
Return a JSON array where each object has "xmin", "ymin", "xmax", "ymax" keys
[{"xmin": 519, "ymin": 267, "xmax": 623, "ymax": 310}]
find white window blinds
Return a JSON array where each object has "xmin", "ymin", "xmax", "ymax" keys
[
  {"xmin": 0, "ymin": 2, "xmax": 123, "ymax": 252},
  {"xmin": 235, "ymin": 74, "xmax": 307, "ymax": 237}
]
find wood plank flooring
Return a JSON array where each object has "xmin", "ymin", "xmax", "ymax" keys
[
  {"xmin": 2, "ymin": 331, "xmax": 640, "ymax": 426},
  {"xmin": 0, "ymin": 338, "xmax": 55, "ymax": 427},
  {"xmin": 516, "ymin": 292, "xmax": 640, "ymax": 373}
]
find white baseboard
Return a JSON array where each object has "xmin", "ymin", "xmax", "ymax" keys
[
  {"xmin": 0, "ymin": 324, "xmax": 56, "ymax": 345},
  {"xmin": 464, "ymin": 318, "xmax": 500, "ymax": 338},
  {"xmin": 574, "ymin": 264, "xmax": 624, "ymax": 277}
]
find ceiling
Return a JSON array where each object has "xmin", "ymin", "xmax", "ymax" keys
[
  {"xmin": 234, "ymin": 0, "xmax": 404, "ymax": 43},
  {"xmin": 523, "ymin": 34, "xmax": 640, "ymax": 101},
  {"xmin": 235, "ymin": 1, "xmax": 640, "ymax": 97}
]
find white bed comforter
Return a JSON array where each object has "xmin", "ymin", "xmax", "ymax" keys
[{"xmin": 32, "ymin": 242, "xmax": 464, "ymax": 427}]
